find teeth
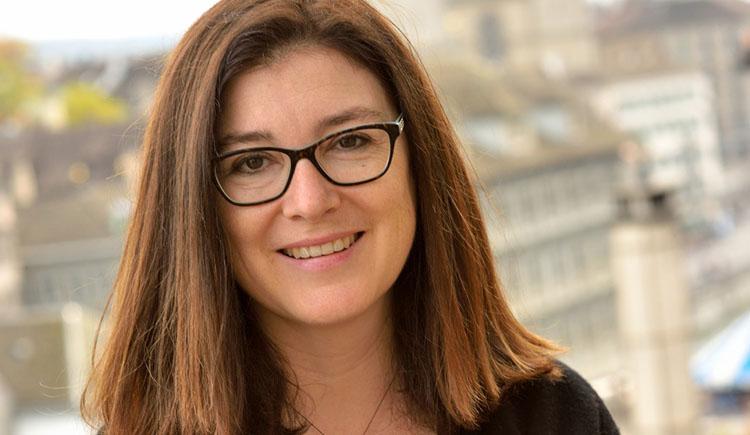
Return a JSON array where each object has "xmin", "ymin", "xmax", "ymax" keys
[{"xmin": 283, "ymin": 234, "xmax": 357, "ymax": 259}]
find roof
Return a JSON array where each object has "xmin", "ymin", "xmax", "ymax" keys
[
  {"xmin": 0, "ymin": 304, "xmax": 101, "ymax": 408},
  {"xmin": 471, "ymin": 139, "xmax": 621, "ymax": 185},
  {"xmin": 0, "ymin": 307, "xmax": 67, "ymax": 408},
  {"xmin": 692, "ymin": 310, "xmax": 750, "ymax": 390},
  {"xmin": 575, "ymin": 65, "xmax": 703, "ymax": 87},
  {"xmin": 599, "ymin": 0, "xmax": 750, "ymax": 37},
  {"xmin": 0, "ymin": 122, "xmax": 141, "ymax": 201},
  {"xmin": 425, "ymin": 55, "xmax": 627, "ymax": 182},
  {"xmin": 428, "ymin": 56, "xmax": 526, "ymax": 118},
  {"xmin": 17, "ymin": 181, "xmax": 129, "ymax": 246},
  {"xmin": 43, "ymin": 54, "xmax": 163, "ymax": 111}
]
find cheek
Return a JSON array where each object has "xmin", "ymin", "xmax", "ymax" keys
[
  {"xmin": 219, "ymin": 205, "xmax": 243, "ymax": 250},
  {"xmin": 386, "ymin": 160, "xmax": 417, "ymax": 251},
  {"xmin": 397, "ymin": 146, "xmax": 418, "ymax": 228},
  {"xmin": 218, "ymin": 205, "xmax": 269, "ymax": 273},
  {"xmin": 220, "ymin": 217, "xmax": 280, "ymax": 303},
  {"xmin": 398, "ymin": 187, "xmax": 417, "ymax": 249}
]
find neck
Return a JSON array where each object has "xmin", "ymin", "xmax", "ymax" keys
[{"xmin": 259, "ymin": 294, "xmax": 397, "ymax": 433}]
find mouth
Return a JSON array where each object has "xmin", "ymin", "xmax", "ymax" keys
[{"xmin": 280, "ymin": 232, "xmax": 364, "ymax": 260}]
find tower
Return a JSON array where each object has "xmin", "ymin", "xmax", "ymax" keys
[{"xmin": 610, "ymin": 188, "xmax": 697, "ymax": 434}]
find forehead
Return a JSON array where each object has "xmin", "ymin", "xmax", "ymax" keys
[{"xmin": 218, "ymin": 45, "xmax": 395, "ymax": 138}]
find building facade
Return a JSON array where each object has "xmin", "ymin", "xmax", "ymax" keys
[
  {"xmin": 590, "ymin": 69, "xmax": 725, "ymax": 228},
  {"xmin": 598, "ymin": 0, "xmax": 750, "ymax": 166},
  {"xmin": 444, "ymin": 0, "xmax": 600, "ymax": 77}
]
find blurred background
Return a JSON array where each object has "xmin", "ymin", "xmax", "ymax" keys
[{"xmin": 1, "ymin": 0, "xmax": 750, "ymax": 434}]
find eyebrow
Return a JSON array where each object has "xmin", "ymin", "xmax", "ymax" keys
[{"xmin": 217, "ymin": 106, "xmax": 387, "ymax": 150}]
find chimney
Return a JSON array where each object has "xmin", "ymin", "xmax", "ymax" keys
[
  {"xmin": 610, "ymin": 188, "xmax": 697, "ymax": 434},
  {"xmin": 0, "ymin": 374, "xmax": 12, "ymax": 435},
  {"xmin": 0, "ymin": 164, "xmax": 21, "ymax": 307},
  {"xmin": 11, "ymin": 157, "xmax": 37, "ymax": 208}
]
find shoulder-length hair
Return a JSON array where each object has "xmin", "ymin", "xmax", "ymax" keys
[{"xmin": 81, "ymin": 0, "xmax": 561, "ymax": 433}]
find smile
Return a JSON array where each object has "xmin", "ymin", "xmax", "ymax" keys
[{"xmin": 281, "ymin": 233, "xmax": 362, "ymax": 259}]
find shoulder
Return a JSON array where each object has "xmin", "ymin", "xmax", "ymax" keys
[{"xmin": 469, "ymin": 361, "xmax": 620, "ymax": 435}]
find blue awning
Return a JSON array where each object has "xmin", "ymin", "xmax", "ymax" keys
[{"xmin": 692, "ymin": 311, "xmax": 750, "ymax": 390}]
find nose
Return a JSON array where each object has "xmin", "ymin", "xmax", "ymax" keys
[{"xmin": 280, "ymin": 159, "xmax": 340, "ymax": 221}]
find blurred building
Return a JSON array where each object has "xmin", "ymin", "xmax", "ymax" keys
[
  {"xmin": 373, "ymin": 0, "xmax": 448, "ymax": 49},
  {"xmin": 611, "ymin": 189, "xmax": 697, "ymax": 434},
  {"xmin": 40, "ymin": 54, "xmax": 162, "ymax": 118},
  {"xmin": 594, "ymin": 0, "xmax": 750, "ymax": 351},
  {"xmin": 0, "ymin": 53, "xmax": 155, "ymax": 433},
  {"xmin": 0, "ymin": 117, "xmax": 144, "ymax": 320},
  {"xmin": 0, "ymin": 175, "xmax": 21, "ymax": 307},
  {"xmin": 0, "ymin": 123, "xmax": 140, "ymax": 312},
  {"xmin": 0, "ymin": 304, "xmax": 101, "ymax": 435},
  {"xmin": 427, "ymin": 42, "xmax": 750, "ymax": 429},
  {"xmin": 479, "ymin": 136, "xmax": 623, "ymax": 382},
  {"xmin": 588, "ymin": 68, "xmax": 725, "ymax": 229},
  {"xmin": 18, "ymin": 185, "xmax": 126, "ymax": 311},
  {"xmin": 688, "ymin": 209, "xmax": 750, "ymax": 344},
  {"xmin": 598, "ymin": 0, "xmax": 750, "ymax": 168},
  {"xmin": 443, "ymin": 0, "xmax": 600, "ymax": 77}
]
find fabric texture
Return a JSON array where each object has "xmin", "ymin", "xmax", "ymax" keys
[{"xmin": 464, "ymin": 361, "xmax": 620, "ymax": 434}]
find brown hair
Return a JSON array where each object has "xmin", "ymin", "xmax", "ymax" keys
[{"xmin": 81, "ymin": 0, "xmax": 561, "ymax": 433}]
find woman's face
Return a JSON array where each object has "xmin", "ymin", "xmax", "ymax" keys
[{"xmin": 217, "ymin": 45, "xmax": 417, "ymax": 328}]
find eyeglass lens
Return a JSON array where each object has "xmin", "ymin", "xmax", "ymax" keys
[{"xmin": 215, "ymin": 126, "xmax": 392, "ymax": 204}]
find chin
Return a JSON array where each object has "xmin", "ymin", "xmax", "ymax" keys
[
  {"xmin": 298, "ymin": 299, "xmax": 378, "ymax": 327},
  {"xmin": 276, "ymin": 286, "xmax": 391, "ymax": 328}
]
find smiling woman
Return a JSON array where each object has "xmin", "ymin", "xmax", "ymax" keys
[
  {"xmin": 80, "ymin": 1, "xmax": 619, "ymax": 434},
  {"xmin": 216, "ymin": 47, "xmax": 416, "ymax": 329}
]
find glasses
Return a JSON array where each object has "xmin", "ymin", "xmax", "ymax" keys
[{"xmin": 213, "ymin": 114, "xmax": 405, "ymax": 206}]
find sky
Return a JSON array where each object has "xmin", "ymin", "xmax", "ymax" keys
[
  {"xmin": 0, "ymin": 0, "xmax": 220, "ymax": 41},
  {"xmin": 0, "ymin": 0, "xmax": 446, "ymax": 59},
  {"xmin": 0, "ymin": 0, "xmax": 630, "ymax": 43}
]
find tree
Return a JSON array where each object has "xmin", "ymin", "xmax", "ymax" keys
[
  {"xmin": 0, "ymin": 39, "xmax": 41, "ymax": 123},
  {"xmin": 61, "ymin": 82, "xmax": 128, "ymax": 126}
]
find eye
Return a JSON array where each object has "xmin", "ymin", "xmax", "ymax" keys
[
  {"xmin": 334, "ymin": 133, "xmax": 370, "ymax": 150},
  {"xmin": 240, "ymin": 156, "xmax": 265, "ymax": 170},
  {"xmin": 230, "ymin": 152, "xmax": 273, "ymax": 175}
]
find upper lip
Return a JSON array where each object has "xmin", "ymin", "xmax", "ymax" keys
[{"xmin": 278, "ymin": 231, "xmax": 361, "ymax": 250}]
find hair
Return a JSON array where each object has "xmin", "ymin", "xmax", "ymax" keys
[{"xmin": 81, "ymin": 1, "xmax": 562, "ymax": 434}]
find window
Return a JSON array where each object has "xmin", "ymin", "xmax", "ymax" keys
[{"xmin": 478, "ymin": 11, "xmax": 504, "ymax": 60}]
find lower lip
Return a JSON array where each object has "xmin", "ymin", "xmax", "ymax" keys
[{"xmin": 278, "ymin": 233, "xmax": 362, "ymax": 271}]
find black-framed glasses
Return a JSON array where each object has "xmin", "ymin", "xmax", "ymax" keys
[{"xmin": 213, "ymin": 114, "xmax": 405, "ymax": 206}]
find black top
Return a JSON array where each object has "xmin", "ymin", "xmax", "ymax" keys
[
  {"xmin": 98, "ymin": 362, "xmax": 618, "ymax": 434},
  {"xmin": 465, "ymin": 362, "xmax": 620, "ymax": 434}
]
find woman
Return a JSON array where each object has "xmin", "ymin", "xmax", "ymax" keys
[{"xmin": 82, "ymin": 0, "xmax": 619, "ymax": 434}]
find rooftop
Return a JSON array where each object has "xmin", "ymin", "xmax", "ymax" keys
[
  {"xmin": 0, "ymin": 122, "xmax": 141, "ymax": 202},
  {"xmin": 426, "ymin": 55, "xmax": 626, "ymax": 182},
  {"xmin": 599, "ymin": 0, "xmax": 750, "ymax": 37},
  {"xmin": 17, "ymin": 181, "xmax": 128, "ymax": 246}
]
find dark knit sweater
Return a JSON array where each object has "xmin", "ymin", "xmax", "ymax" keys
[{"xmin": 465, "ymin": 362, "xmax": 620, "ymax": 434}]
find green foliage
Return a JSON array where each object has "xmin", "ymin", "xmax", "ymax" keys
[
  {"xmin": 1, "ymin": 38, "xmax": 129, "ymax": 128},
  {"xmin": 0, "ymin": 40, "xmax": 41, "ymax": 122},
  {"xmin": 61, "ymin": 82, "xmax": 128, "ymax": 126}
]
